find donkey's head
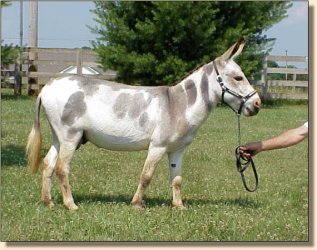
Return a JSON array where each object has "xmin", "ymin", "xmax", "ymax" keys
[{"xmin": 213, "ymin": 38, "xmax": 261, "ymax": 116}]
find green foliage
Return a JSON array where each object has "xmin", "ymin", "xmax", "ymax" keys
[
  {"xmin": 1, "ymin": 43, "xmax": 19, "ymax": 69},
  {"xmin": 0, "ymin": 0, "xmax": 11, "ymax": 7},
  {"xmin": 1, "ymin": 1, "xmax": 19, "ymax": 69},
  {"xmin": 91, "ymin": 1, "xmax": 291, "ymax": 85}
]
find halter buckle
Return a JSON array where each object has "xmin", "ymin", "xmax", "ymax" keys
[{"xmin": 216, "ymin": 75, "xmax": 223, "ymax": 83}]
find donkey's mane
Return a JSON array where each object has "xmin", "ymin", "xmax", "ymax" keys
[{"xmin": 173, "ymin": 62, "xmax": 205, "ymax": 85}]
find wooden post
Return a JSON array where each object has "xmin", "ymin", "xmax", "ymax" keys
[
  {"xmin": 0, "ymin": 4, "xmax": 2, "ymax": 89},
  {"xmin": 28, "ymin": 0, "xmax": 38, "ymax": 96},
  {"xmin": 14, "ymin": 59, "xmax": 22, "ymax": 95},
  {"xmin": 76, "ymin": 49, "xmax": 83, "ymax": 75},
  {"xmin": 292, "ymin": 71, "xmax": 296, "ymax": 93},
  {"xmin": 262, "ymin": 54, "xmax": 268, "ymax": 100}
]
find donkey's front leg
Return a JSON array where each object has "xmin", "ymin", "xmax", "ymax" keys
[
  {"xmin": 131, "ymin": 146, "xmax": 166, "ymax": 209},
  {"xmin": 168, "ymin": 148, "xmax": 186, "ymax": 210}
]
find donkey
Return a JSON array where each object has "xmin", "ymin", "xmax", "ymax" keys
[{"xmin": 26, "ymin": 38, "xmax": 261, "ymax": 210}]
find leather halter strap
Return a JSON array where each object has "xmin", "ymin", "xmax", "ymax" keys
[{"xmin": 212, "ymin": 61, "xmax": 257, "ymax": 115}]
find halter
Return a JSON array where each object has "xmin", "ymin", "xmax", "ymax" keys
[
  {"xmin": 212, "ymin": 61, "xmax": 257, "ymax": 115},
  {"xmin": 213, "ymin": 60, "xmax": 258, "ymax": 192}
]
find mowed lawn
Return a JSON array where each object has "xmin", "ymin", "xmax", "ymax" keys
[{"xmin": 1, "ymin": 91, "xmax": 308, "ymax": 241}]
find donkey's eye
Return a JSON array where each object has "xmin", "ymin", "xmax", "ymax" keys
[{"xmin": 234, "ymin": 76, "xmax": 243, "ymax": 81}]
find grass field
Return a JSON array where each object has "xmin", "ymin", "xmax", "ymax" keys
[{"xmin": 1, "ymin": 90, "xmax": 308, "ymax": 241}]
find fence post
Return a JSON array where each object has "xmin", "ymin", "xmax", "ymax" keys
[
  {"xmin": 76, "ymin": 49, "xmax": 83, "ymax": 75},
  {"xmin": 261, "ymin": 54, "xmax": 268, "ymax": 100},
  {"xmin": 27, "ymin": 47, "xmax": 38, "ymax": 96},
  {"xmin": 14, "ymin": 60, "xmax": 22, "ymax": 95}
]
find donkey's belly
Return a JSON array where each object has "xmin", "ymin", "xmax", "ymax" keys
[{"xmin": 84, "ymin": 129, "xmax": 150, "ymax": 151}]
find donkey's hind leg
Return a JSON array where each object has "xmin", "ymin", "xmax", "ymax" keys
[
  {"xmin": 42, "ymin": 143, "xmax": 59, "ymax": 208},
  {"xmin": 55, "ymin": 138, "xmax": 81, "ymax": 211}
]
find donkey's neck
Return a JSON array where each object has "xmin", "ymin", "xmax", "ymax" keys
[{"xmin": 170, "ymin": 62, "xmax": 219, "ymax": 127}]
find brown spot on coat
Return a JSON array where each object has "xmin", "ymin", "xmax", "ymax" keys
[
  {"xmin": 109, "ymin": 82, "xmax": 135, "ymax": 91},
  {"xmin": 139, "ymin": 112, "xmax": 149, "ymax": 127},
  {"xmin": 203, "ymin": 63, "xmax": 214, "ymax": 75},
  {"xmin": 113, "ymin": 92, "xmax": 152, "ymax": 119},
  {"xmin": 167, "ymin": 85, "xmax": 188, "ymax": 123},
  {"xmin": 61, "ymin": 91, "xmax": 87, "ymax": 126},
  {"xmin": 159, "ymin": 85, "xmax": 189, "ymax": 143},
  {"xmin": 184, "ymin": 80, "xmax": 197, "ymax": 107},
  {"xmin": 113, "ymin": 93, "xmax": 132, "ymax": 119},
  {"xmin": 200, "ymin": 73, "xmax": 212, "ymax": 112},
  {"xmin": 70, "ymin": 76, "xmax": 101, "ymax": 96},
  {"xmin": 129, "ymin": 93, "xmax": 148, "ymax": 119}
]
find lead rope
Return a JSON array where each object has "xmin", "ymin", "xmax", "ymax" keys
[
  {"xmin": 212, "ymin": 60, "xmax": 259, "ymax": 192},
  {"xmin": 235, "ymin": 114, "xmax": 259, "ymax": 192},
  {"xmin": 237, "ymin": 114, "xmax": 241, "ymax": 146}
]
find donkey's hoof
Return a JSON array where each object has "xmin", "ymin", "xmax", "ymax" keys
[
  {"xmin": 132, "ymin": 204, "xmax": 144, "ymax": 211},
  {"xmin": 132, "ymin": 203, "xmax": 144, "ymax": 211},
  {"xmin": 47, "ymin": 202, "xmax": 55, "ymax": 209},
  {"xmin": 69, "ymin": 205, "xmax": 79, "ymax": 211},
  {"xmin": 43, "ymin": 200, "xmax": 55, "ymax": 209},
  {"xmin": 66, "ymin": 203, "xmax": 79, "ymax": 211},
  {"xmin": 173, "ymin": 204, "xmax": 187, "ymax": 211}
]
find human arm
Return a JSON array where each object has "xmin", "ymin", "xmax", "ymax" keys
[{"xmin": 240, "ymin": 123, "xmax": 308, "ymax": 158}]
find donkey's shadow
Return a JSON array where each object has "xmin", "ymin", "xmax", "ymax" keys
[
  {"xmin": 1, "ymin": 144, "xmax": 27, "ymax": 167},
  {"xmin": 74, "ymin": 193, "xmax": 168, "ymax": 207},
  {"xmin": 73, "ymin": 193, "xmax": 261, "ymax": 209}
]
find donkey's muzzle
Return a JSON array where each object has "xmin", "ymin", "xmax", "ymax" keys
[
  {"xmin": 245, "ymin": 98, "xmax": 261, "ymax": 116},
  {"xmin": 253, "ymin": 98, "xmax": 261, "ymax": 114}
]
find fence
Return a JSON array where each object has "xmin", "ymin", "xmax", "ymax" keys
[
  {"xmin": 258, "ymin": 55, "xmax": 308, "ymax": 100},
  {"xmin": 1, "ymin": 49, "xmax": 308, "ymax": 100},
  {"xmin": 1, "ymin": 47, "xmax": 116, "ymax": 95}
]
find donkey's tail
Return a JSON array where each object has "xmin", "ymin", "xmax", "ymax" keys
[{"xmin": 26, "ymin": 95, "xmax": 42, "ymax": 174}]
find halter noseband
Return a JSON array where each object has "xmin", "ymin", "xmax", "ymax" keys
[
  {"xmin": 212, "ymin": 60, "xmax": 259, "ymax": 192},
  {"xmin": 212, "ymin": 60, "xmax": 257, "ymax": 115}
]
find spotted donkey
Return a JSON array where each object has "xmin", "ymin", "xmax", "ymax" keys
[{"xmin": 26, "ymin": 38, "xmax": 261, "ymax": 210}]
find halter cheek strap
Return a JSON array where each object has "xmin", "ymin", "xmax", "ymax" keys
[{"xmin": 212, "ymin": 61, "xmax": 257, "ymax": 115}]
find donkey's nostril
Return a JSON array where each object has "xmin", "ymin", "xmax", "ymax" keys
[{"xmin": 254, "ymin": 99, "xmax": 261, "ymax": 109}]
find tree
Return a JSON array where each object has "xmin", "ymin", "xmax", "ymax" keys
[
  {"xmin": 91, "ymin": 1, "xmax": 291, "ymax": 85},
  {"xmin": 1, "ymin": 43, "xmax": 18, "ymax": 69},
  {"xmin": 0, "ymin": 0, "xmax": 11, "ymax": 7},
  {"xmin": 1, "ymin": 1, "xmax": 19, "ymax": 69}
]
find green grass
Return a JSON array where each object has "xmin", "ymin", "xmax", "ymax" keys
[{"xmin": 1, "ymin": 90, "xmax": 308, "ymax": 241}]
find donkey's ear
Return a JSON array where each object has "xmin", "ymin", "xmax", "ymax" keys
[{"xmin": 220, "ymin": 38, "xmax": 246, "ymax": 61}]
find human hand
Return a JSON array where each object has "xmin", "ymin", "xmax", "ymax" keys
[{"xmin": 239, "ymin": 142, "xmax": 262, "ymax": 159}]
